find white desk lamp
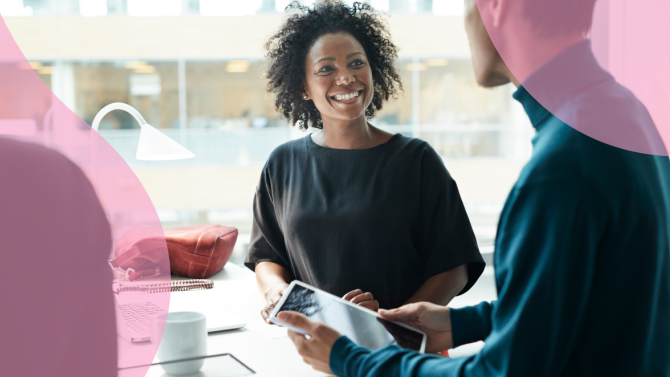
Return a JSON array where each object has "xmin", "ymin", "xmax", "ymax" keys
[{"xmin": 91, "ymin": 103, "xmax": 195, "ymax": 160}]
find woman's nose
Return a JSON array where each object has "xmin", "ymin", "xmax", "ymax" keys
[{"xmin": 336, "ymin": 71, "xmax": 356, "ymax": 85}]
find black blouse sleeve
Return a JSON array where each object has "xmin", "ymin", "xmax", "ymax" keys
[
  {"xmin": 244, "ymin": 162, "xmax": 291, "ymax": 272},
  {"xmin": 417, "ymin": 145, "xmax": 485, "ymax": 295}
]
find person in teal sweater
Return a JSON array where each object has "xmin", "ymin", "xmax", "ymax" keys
[{"xmin": 277, "ymin": 0, "xmax": 670, "ymax": 376}]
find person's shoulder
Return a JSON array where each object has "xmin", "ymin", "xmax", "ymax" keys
[
  {"xmin": 518, "ymin": 113, "xmax": 658, "ymax": 199},
  {"xmin": 272, "ymin": 134, "xmax": 310, "ymax": 154},
  {"xmin": 266, "ymin": 134, "xmax": 310, "ymax": 161},
  {"xmin": 389, "ymin": 134, "xmax": 439, "ymax": 157},
  {"xmin": 0, "ymin": 137, "xmax": 101, "ymax": 215},
  {"xmin": 387, "ymin": 134, "xmax": 453, "ymax": 176},
  {"xmin": 513, "ymin": 111, "xmax": 598, "ymax": 194},
  {"xmin": 0, "ymin": 136, "xmax": 61, "ymax": 157},
  {"xmin": 569, "ymin": 79, "xmax": 667, "ymax": 155},
  {"xmin": 260, "ymin": 134, "xmax": 313, "ymax": 176},
  {"xmin": 0, "ymin": 137, "xmax": 79, "ymax": 174},
  {"xmin": 573, "ymin": 79, "xmax": 649, "ymax": 122}
]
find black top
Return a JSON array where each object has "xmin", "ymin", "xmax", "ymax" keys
[{"xmin": 244, "ymin": 133, "xmax": 485, "ymax": 309}]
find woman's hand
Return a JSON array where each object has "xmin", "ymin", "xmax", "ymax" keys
[
  {"xmin": 261, "ymin": 282, "xmax": 289, "ymax": 324},
  {"xmin": 379, "ymin": 302, "xmax": 453, "ymax": 353},
  {"xmin": 255, "ymin": 262, "xmax": 292, "ymax": 324},
  {"xmin": 343, "ymin": 289, "xmax": 380, "ymax": 312}
]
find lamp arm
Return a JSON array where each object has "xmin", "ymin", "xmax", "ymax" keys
[{"xmin": 91, "ymin": 103, "xmax": 148, "ymax": 131}]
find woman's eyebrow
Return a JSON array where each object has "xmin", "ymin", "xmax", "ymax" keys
[
  {"xmin": 313, "ymin": 52, "xmax": 363, "ymax": 66},
  {"xmin": 314, "ymin": 57, "xmax": 335, "ymax": 66}
]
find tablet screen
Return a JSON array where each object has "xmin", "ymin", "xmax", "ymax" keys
[{"xmin": 271, "ymin": 282, "xmax": 426, "ymax": 352}]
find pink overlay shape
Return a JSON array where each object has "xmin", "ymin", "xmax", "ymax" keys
[
  {"xmin": 477, "ymin": 0, "xmax": 670, "ymax": 156},
  {"xmin": 0, "ymin": 15, "xmax": 169, "ymax": 377}
]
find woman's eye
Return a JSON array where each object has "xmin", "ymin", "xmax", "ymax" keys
[
  {"xmin": 350, "ymin": 59, "xmax": 365, "ymax": 67},
  {"xmin": 318, "ymin": 66, "xmax": 334, "ymax": 73}
]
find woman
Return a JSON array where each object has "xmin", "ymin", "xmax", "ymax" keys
[{"xmin": 245, "ymin": 1, "xmax": 484, "ymax": 323}]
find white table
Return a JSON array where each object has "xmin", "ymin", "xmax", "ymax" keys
[
  {"xmin": 118, "ymin": 262, "xmax": 497, "ymax": 376},
  {"xmin": 118, "ymin": 263, "xmax": 327, "ymax": 377}
]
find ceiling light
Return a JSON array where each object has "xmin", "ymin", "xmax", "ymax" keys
[
  {"xmin": 18, "ymin": 62, "xmax": 42, "ymax": 70},
  {"xmin": 426, "ymin": 59, "xmax": 449, "ymax": 67},
  {"xmin": 406, "ymin": 63, "xmax": 427, "ymax": 71},
  {"xmin": 226, "ymin": 61, "xmax": 250, "ymax": 73},
  {"xmin": 133, "ymin": 66, "xmax": 157, "ymax": 74},
  {"xmin": 124, "ymin": 61, "xmax": 148, "ymax": 69}
]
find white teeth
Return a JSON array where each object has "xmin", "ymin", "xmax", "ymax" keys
[{"xmin": 334, "ymin": 91, "xmax": 359, "ymax": 101}]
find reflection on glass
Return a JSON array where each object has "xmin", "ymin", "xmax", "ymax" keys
[
  {"xmin": 278, "ymin": 285, "xmax": 323, "ymax": 317},
  {"xmin": 68, "ymin": 61, "xmax": 179, "ymax": 130}
]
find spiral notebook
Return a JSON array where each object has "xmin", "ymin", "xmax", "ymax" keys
[
  {"xmin": 113, "ymin": 279, "xmax": 214, "ymax": 294},
  {"xmin": 114, "ymin": 277, "xmax": 245, "ymax": 341}
]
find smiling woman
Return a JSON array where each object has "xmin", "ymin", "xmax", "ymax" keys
[
  {"xmin": 264, "ymin": 1, "xmax": 401, "ymax": 130},
  {"xmin": 245, "ymin": 0, "xmax": 485, "ymax": 324}
]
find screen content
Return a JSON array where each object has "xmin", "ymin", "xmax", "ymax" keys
[{"xmin": 277, "ymin": 284, "xmax": 424, "ymax": 351}]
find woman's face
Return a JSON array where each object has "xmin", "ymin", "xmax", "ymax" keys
[{"xmin": 303, "ymin": 32, "xmax": 374, "ymax": 124}]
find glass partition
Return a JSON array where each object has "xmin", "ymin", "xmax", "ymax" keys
[
  {"xmin": 67, "ymin": 61, "xmax": 180, "ymax": 130},
  {"xmin": 30, "ymin": 54, "xmax": 528, "ymax": 261}
]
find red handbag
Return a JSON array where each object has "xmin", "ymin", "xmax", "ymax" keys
[
  {"xmin": 110, "ymin": 225, "xmax": 238, "ymax": 280},
  {"xmin": 110, "ymin": 228, "xmax": 167, "ymax": 280},
  {"xmin": 164, "ymin": 224, "xmax": 238, "ymax": 279}
]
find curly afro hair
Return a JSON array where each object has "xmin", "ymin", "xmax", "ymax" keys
[{"xmin": 264, "ymin": 1, "xmax": 403, "ymax": 130}]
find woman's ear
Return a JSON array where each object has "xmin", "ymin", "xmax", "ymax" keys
[{"xmin": 301, "ymin": 81, "xmax": 311, "ymax": 100}]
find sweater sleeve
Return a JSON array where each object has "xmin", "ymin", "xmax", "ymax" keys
[
  {"xmin": 449, "ymin": 301, "xmax": 495, "ymax": 348},
  {"xmin": 329, "ymin": 179, "xmax": 605, "ymax": 377}
]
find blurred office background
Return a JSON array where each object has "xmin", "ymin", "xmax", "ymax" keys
[{"xmin": 1, "ymin": 0, "xmax": 533, "ymax": 280}]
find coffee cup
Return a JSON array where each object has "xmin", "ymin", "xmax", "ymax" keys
[{"xmin": 151, "ymin": 312, "xmax": 207, "ymax": 376}]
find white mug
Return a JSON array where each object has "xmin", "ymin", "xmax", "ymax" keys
[{"xmin": 152, "ymin": 312, "xmax": 207, "ymax": 376}]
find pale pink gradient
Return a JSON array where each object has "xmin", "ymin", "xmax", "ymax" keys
[
  {"xmin": 0, "ymin": 15, "xmax": 169, "ymax": 377},
  {"xmin": 477, "ymin": 0, "xmax": 669, "ymax": 156}
]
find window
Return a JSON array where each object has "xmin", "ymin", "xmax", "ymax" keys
[{"xmin": 19, "ymin": 12, "xmax": 531, "ymax": 267}]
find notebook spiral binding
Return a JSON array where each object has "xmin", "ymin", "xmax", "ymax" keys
[{"xmin": 114, "ymin": 279, "xmax": 214, "ymax": 294}]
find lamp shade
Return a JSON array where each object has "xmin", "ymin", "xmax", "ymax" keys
[
  {"xmin": 136, "ymin": 123, "xmax": 196, "ymax": 160},
  {"xmin": 91, "ymin": 103, "xmax": 195, "ymax": 161}
]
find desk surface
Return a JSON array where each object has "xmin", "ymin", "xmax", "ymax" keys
[
  {"xmin": 118, "ymin": 262, "xmax": 497, "ymax": 376},
  {"xmin": 196, "ymin": 263, "xmax": 326, "ymax": 377},
  {"xmin": 118, "ymin": 263, "xmax": 328, "ymax": 377}
]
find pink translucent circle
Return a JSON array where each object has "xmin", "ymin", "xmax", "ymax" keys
[{"xmin": 0, "ymin": 16, "xmax": 169, "ymax": 377}]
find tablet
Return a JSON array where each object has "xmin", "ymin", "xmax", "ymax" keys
[
  {"xmin": 117, "ymin": 353, "xmax": 254, "ymax": 377},
  {"xmin": 270, "ymin": 281, "xmax": 427, "ymax": 353}
]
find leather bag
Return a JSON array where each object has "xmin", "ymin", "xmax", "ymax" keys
[
  {"xmin": 110, "ymin": 228, "xmax": 167, "ymax": 280},
  {"xmin": 111, "ymin": 224, "xmax": 238, "ymax": 280},
  {"xmin": 163, "ymin": 224, "xmax": 238, "ymax": 279}
]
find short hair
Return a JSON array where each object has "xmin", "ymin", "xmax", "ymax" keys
[
  {"xmin": 264, "ymin": 1, "xmax": 403, "ymax": 130},
  {"xmin": 522, "ymin": 0, "xmax": 598, "ymax": 38}
]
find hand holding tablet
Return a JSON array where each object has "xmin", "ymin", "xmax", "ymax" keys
[
  {"xmin": 379, "ymin": 302, "xmax": 454, "ymax": 353},
  {"xmin": 269, "ymin": 281, "xmax": 427, "ymax": 352}
]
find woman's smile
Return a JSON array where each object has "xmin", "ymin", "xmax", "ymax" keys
[{"xmin": 330, "ymin": 89, "xmax": 364, "ymax": 104}]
